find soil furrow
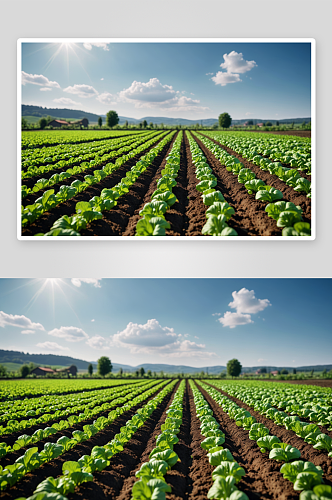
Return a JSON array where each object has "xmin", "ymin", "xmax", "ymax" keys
[
  {"xmin": 0, "ymin": 384, "xmax": 168, "ymax": 500},
  {"xmin": 191, "ymin": 133, "xmax": 281, "ymax": 236},
  {"xmin": 69, "ymin": 382, "xmax": 179, "ymax": 500},
  {"xmin": 196, "ymin": 382, "xmax": 299, "ymax": 500},
  {"xmin": 80, "ymin": 133, "xmax": 176, "ymax": 236},
  {"xmin": 199, "ymin": 133, "xmax": 311, "ymax": 220},
  {"xmin": 120, "ymin": 132, "xmax": 179, "ymax": 236},
  {"xmin": 205, "ymin": 383, "xmax": 332, "ymax": 486}
]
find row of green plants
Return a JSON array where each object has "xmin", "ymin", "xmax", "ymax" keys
[
  {"xmin": 0, "ymin": 379, "xmax": 146, "ymax": 423},
  {"xmin": 0, "ymin": 380, "xmax": 170, "ymax": 492},
  {"xmin": 21, "ymin": 130, "xmax": 140, "ymax": 150},
  {"xmin": 22, "ymin": 132, "xmax": 170, "ymax": 231},
  {"xmin": 134, "ymin": 131, "xmax": 183, "ymax": 236},
  {"xmin": 186, "ymin": 131, "xmax": 237, "ymax": 236},
  {"xmin": 195, "ymin": 133, "xmax": 311, "ymax": 236},
  {"xmin": 0, "ymin": 381, "xmax": 155, "ymax": 441},
  {"xmin": 14, "ymin": 380, "xmax": 177, "ymax": 500},
  {"xmin": 22, "ymin": 131, "xmax": 146, "ymax": 168},
  {"xmin": 206, "ymin": 131, "xmax": 311, "ymax": 173},
  {"xmin": 39, "ymin": 132, "xmax": 175, "ymax": 236},
  {"xmin": 131, "ymin": 379, "xmax": 185, "ymax": 499},
  {"xmin": 22, "ymin": 131, "xmax": 156, "ymax": 182},
  {"xmin": 198, "ymin": 381, "xmax": 330, "ymax": 499},
  {"xmin": 190, "ymin": 380, "xmax": 249, "ymax": 499}
]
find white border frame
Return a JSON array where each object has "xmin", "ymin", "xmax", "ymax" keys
[{"xmin": 17, "ymin": 38, "xmax": 316, "ymax": 241}]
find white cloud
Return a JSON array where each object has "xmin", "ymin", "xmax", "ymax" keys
[
  {"xmin": 211, "ymin": 51, "xmax": 257, "ymax": 87},
  {"xmin": 48, "ymin": 326, "xmax": 89, "ymax": 342},
  {"xmin": 83, "ymin": 43, "xmax": 109, "ymax": 51},
  {"xmin": 245, "ymin": 112, "xmax": 253, "ymax": 116},
  {"xmin": 218, "ymin": 311, "xmax": 253, "ymax": 329},
  {"xmin": 101, "ymin": 78, "xmax": 104, "ymax": 81},
  {"xmin": 40, "ymin": 87, "xmax": 52, "ymax": 92},
  {"xmin": 220, "ymin": 51, "xmax": 257, "ymax": 74},
  {"xmin": 53, "ymin": 97, "xmax": 81, "ymax": 107},
  {"xmin": 22, "ymin": 71, "xmax": 60, "ymax": 88},
  {"xmin": 91, "ymin": 319, "xmax": 95, "ymax": 322},
  {"xmin": 212, "ymin": 312, "xmax": 221, "ymax": 316},
  {"xmin": 0, "ymin": 311, "xmax": 44, "ymax": 331},
  {"xmin": 21, "ymin": 330, "xmax": 35, "ymax": 335},
  {"xmin": 86, "ymin": 335, "xmax": 109, "ymax": 350},
  {"xmin": 71, "ymin": 278, "xmax": 102, "ymax": 288},
  {"xmin": 112, "ymin": 319, "xmax": 214, "ymax": 359},
  {"xmin": 63, "ymin": 84, "xmax": 98, "ymax": 98},
  {"xmin": 212, "ymin": 72, "xmax": 241, "ymax": 87},
  {"xmin": 96, "ymin": 92, "xmax": 117, "ymax": 105},
  {"xmin": 119, "ymin": 78, "xmax": 208, "ymax": 111},
  {"xmin": 229, "ymin": 288, "xmax": 271, "ymax": 314},
  {"xmin": 206, "ymin": 72, "xmax": 214, "ymax": 76},
  {"xmin": 36, "ymin": 341, "xmax": 69, "ymax": 352},
  {"xmin": 258, "ymin": 358, "xmax": 267, "ymax": 362}
]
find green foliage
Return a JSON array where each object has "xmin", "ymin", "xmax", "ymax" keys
[
  {"xmin": 227, "ymin": 359, "xmax": 242, "ymax": 378},
  {"xmin": 218, "ymin": 113, "xmax": 232, "ymax": 129},
  {"xmin": 97, "ymin": 356, "xmax": 112, "ymax": 376},
  {"xmin": 106, "ymin": 110, "xmax": 119, "ymax": 128}
]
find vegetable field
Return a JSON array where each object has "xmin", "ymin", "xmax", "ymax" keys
[
  {"xmin": 20, "ymin": 130, "xmax": 312, "ymax": 237},
  {"xmin": 1, "ymin": 379, "xmax": 331, "ymax": 500}
]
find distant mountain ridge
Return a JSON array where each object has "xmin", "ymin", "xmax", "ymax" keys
[
  {"xmin": 0, "ymin": 349, "xmax": 329, "ymax": 374},
  {"xmin": 22, "ymin": 105, "xmax": 310, "ymax": 127}
]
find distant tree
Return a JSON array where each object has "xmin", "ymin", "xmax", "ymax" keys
[
  {"xmin": 293, "ymin": 368, "xmax": 297, "ymax": 374},
  {"xmin": 160, "ymin": 370, "xmax": 164, "ymax": 378},
  {"xmin": 310, "ymin": 369, "xmax": 314, "ymax": 377},
  {"xmin": 227, "ymin": 358, "xmax": 242, "ymax": 377},
  {"xmin": 39, "ymin": 117, "xmax": 48, "ymax": 129},
  {"xmin": 195, "ymin": 122, "xmax": 200, "ymax": 129},
  {"xmin": 124, "ymin": 120, "xmax": 128, "ymax": 128},
  {"xmin": 98, "ymin": 117, "xmax": 102, "ymax": 128},
  {"xmin": 0, "ymin": 365, "xmax": 7, "ymax": 377},
  {"xmin": 135, "ymin": 369, "xmax": 139, "ymax": 378},
  {"xmin": 160, "ymin": 123, "xmax": 164, "ymax": 129},
  {"xmin": 118, "ymin": 367, "xmax": 123, "ymax": 377},
  {"xmin": 97, "ymin": 356, "xmax": 112, "ymax": 376},
  {"xmin": 149, "ymin": 122, "xmax": 153, "ymax": 128},
  {"xmin": 147, "ymin": 370, "xmax": 152, "ymax": 377},
  {"xmin": 247, "ymin": 120, "xmax": 254, "ymax": 126},
  {"xmin": 276, "ymin": 121, "xmax": 279, "ymax": 126},
  {"xmin": 46, "ymin": 115, "xmax": 53, "ymax": 125},
  {"xmin": 218, "ymin": 113, "xmax": 232, "ymax": 129},
  {"xmin": 301, "ymin": 121, "xmax": 306, "ymax": 129},
  {"xmin": 291, "ymin": 122, "xmax": 295, "ymax": 129},
  {"xmin": 153, "ymin": 371, "xmax": 157, "ymax": 377},
  {"xmin": 142, "ymin": 120, "xmax": 148, "ymax": 128},
  {"xmin": 260, "ymin": 367, "xmax": 267, "ymax": 374},
  {"xmin": 212, "ymin": 122, "xmax": 218, "ymax": 129},
  {"xmin": 20, "ymin": 365, "xmax": 30, "ymax": 378},
  {"xmin": 88, "ymin": 363, "xmax": 93, "ymax": 376},
  {"xmin": 106, "ymin": 110, "xmax": 119, "ymax": 128},
  {"xmin": 139, "ymin": 122, "xmax": 143, "ymax": 129},
  {"xmin": 322, "ymin": 369, "xmax": 327, "ymax": 377},
  {"xmin": 281, "ymin": 369, "xmax": 289, "ymax": 374},
  {"xmin": 219, "ymin": 371, "xmax": 226, "ymax": 378},
  {"xmin": 139, "ymin": 367, "xmax": 145, "ymax": 377},
  {"xmin": 22, "ymin": 117, "xmax": 28, "ymax": 130},
  {"xmin": 265, "ymin": 121, "xmax": 272, "ymax": 127},
  {"xmin": 154, "ymin": 124, "xmax": 158, "ymax": 129}
]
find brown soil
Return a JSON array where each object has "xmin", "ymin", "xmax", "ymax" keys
[
  {"xmin": 204, "ymin": 383, "xmax": 332, "ymax": 489},
  {"xmin": 80, "ymin": 133, "xmax": 176, "ymax": 236},
  {"xmin": 199, "ymin": 133, "xmax": 311, "ymax": 222},
  {"xmin": 21, "ymin": 134, "xmax": 168, "ymax": 236},
  {"xmin": 191, "ymin": 133, "xmax": 281, "ymax": 236},
  {"xmin": 0, "ymin": 383, "xmax": 169, "ymax": 500}
]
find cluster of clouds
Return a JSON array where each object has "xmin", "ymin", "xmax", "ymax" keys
[
  {"xmin": 214, "ymin": 288, "xmax": 271, "ymax": 328},
  {"xmin": 210, "ymin": 51, "xmax": 257, "ymax": 87}
]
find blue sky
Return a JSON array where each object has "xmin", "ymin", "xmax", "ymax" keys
[
  {"xmin": 21, "ymin": 41, "xmax": 311, "ymax": 120},
  {"xmin": 0, "ymin": 278, "xmax": 330, "ymax": 368}
]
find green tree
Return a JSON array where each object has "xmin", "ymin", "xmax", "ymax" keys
[
  {"xmin": 218, "ymin": 113, "xmax": 232, "ymax": 129},
  {"xmin": 0, "ymin": 365, "xmax": 7, "ymax": 377},
  {"xmin": 293, "ymin": 368, "xmax": 297, "ymax": 374},
  {"xmin": 142, "ymin": 120, "xmax": 148, "ymax": 128},
  {"xmin": 139, "ymin": 367, "xmax": 145, "ymax": 377},
  {"xmin": 212, "ymin": 122, "xmax": 218, "ymax": 129},
  {"xmin": 276, "ymin": 121, "xmax": 279, "ymax": 126},
  {"xmin": 97, "ymin": 356, "xmax": 112, "ymax": 376},
  {"xmin": 88, "ymin": 363, "xmax": 93, "ymax": 376},
  {"xmin": 322, "ymin": 369, "xmax": 327, "ymax": 377},
  {"xmin": 147, "ymin": 370, "xmax": 152, "ymax": 377},
  {"xmin": 281, "ymin": 369, "xmax": 288, "ymax": 374},
  {"xmin": 20, "ymin": 365, "xmax": 30, "ymax": 378},
  {"xmin": 135, "ymin": 369, "xmax": 139, "ymax": 378},
  {"xmin": 227, "ymin": 358, "xmax": 242, "ymax": 377},
  {"xmin": 247, "ymin": 120, "xmax": 254, "ymax": 126},
  {"xmin": 22, "ymin": 117, "xmax": 28, "ymax": 130},
  {"xmin": 260, "ymin": 367, "xmax": 267, "ymax": 374},
  {"xmin": 98, "ymin": 117, "xmax": 102, "ymax": 128},
  {"xmin": 265, "ymin": 121, "xmax": 272, "ymax": 126},
  {"xmin": 39, "ymin": 117, "xmax": 48, "ymax": 129},
  {"xmin": 149, "ymin": 122, "xmax": 153, "ymax": 128},
  {"xmin": 124, "ymin": 120, "xmax": 128, "ymax": 128},
  {"xmin": 139, "ymin": 122, "xmax": 143, "ymax": 128},
  {"xmin": 119, "ymin": 367, "xmax": 123, "ymax": 377},
  {"xmin": 106, "ymin": 110, "xmax": 119, "ymax": 128},
  {"xmin": 153, "ymin": 371, "xmax": 157, "ymax": 377},
  {"xmin": 291, "ymin": 122, "xmax": 295, "ymax": 129}
]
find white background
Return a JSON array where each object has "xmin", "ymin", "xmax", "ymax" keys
[{"xmin": 1, "ymin": 0, "xmax": 331, "ymax": 278}]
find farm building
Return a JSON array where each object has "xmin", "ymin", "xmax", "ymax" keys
[
  {"xmin": 30, "ymin": 365, "xmax": 77, "ymax": 376},
  {"xmin": 48, "ymin": 119, "xmax": 70, "ymax": 128},
  {"xmin": 71, "ymin": 118, "xmax": 89, "ymax": 128}
]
